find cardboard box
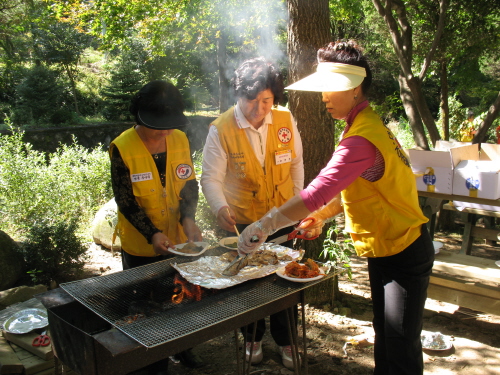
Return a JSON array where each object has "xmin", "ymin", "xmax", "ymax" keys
[
  {"xmin": 408, "ymin": 144, "xmax": 479, "ymax": 194},
  {"xmin": 452, "ymin": 160, "xmax": 500, "ymax": 199},
  {"xmin": 434, "ymin": 140, "xmax": 472, "ymax": 151},
  {"xmin": 479, "ymin": 143, "xmax": 500, "ymax": 161}
]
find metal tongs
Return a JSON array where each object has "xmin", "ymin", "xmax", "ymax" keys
[{"xmin": 221, "ymin": 223, "xmax": 255, "ymax": 276}]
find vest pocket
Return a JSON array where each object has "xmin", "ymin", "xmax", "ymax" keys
[
  {"xmin": 274, "ymin": 174, "xmax": 294, "ymax": 203},
  {"xmin": 132, "ymin": 181, "xmax": 160, "ymax": 210}
]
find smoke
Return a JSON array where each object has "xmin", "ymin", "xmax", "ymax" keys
[
  {"xmin": 188, "ymin": 0, "xmax": 288, "ymax": 110},
  {"xmin": 216, "ymin": 0, "xmax": 287, "ymax": 65}
]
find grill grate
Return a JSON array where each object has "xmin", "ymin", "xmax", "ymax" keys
[{"xmin": 60, "ymin": 250, "xmax": 334, "ymax": 348}]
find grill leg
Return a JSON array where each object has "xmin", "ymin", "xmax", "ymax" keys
[
  {"xmin": 285, "ymin": 307, "xmax": 301, "ymax": 375},
  {"xmin": 239, "ymin": 322, "xmax": 258, "ymax": 375},
  {"xmin": 301, "ymin": 291, "xmax": 308, "ymax": 375},
  {"xmin": 233, "ymin": 330, "xmax": 242, "ymax": 375}
]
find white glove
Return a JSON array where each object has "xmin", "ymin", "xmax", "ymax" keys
[{"xmin": 237, "ymin": 207, "xmax": 297, "ymax": 254}]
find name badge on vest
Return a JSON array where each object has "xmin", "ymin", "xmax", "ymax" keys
[
  {"xmin": 131, "ymin": 172, "xmax": 153, "ymax": 182},
  {"xmin": 275, "ymin": 150, "xmax": 292, "ymax": 165}
]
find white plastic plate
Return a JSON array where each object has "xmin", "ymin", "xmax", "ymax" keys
[
  {"xmin": 275, "ymin": 266, "xmax": 325, "ymax": 283},
  {"xmin": 432, "ymin": 241, "xmax": 443, "ymax": 254},
  {"xmin": 169, "ymin": 242, "xmax": 210, "ymax": 257},
  {"xmin": 219, "ymin": 237, "xmax": 239, "ymax": 250}
]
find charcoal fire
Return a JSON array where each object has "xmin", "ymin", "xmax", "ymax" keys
[{"xmin": 171, "ymin": 274, "xmax": 204, "ymax": 303}]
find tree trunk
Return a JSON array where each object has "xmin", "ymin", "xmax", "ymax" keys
[
  {"xmin": 398, "ymin": 73, "xmax": 429, "ymax": 149},
  {"xmin": 371, "ymin": 0, "xmax": 441, "ymax": 147},
  {"xmin": 64, "ymin": 64, "xmax": 80, "ymax": 115},
  {"xmin": 440, "ymin": 60, "xmax": 449, "ymax": 141},
  {"xmin": 217, "ymin": 29, "xmax": 229, "ymax": 114},
  {"xmin": 473, "ymin": 91, "xmax": 500, "ymax": 143},
  {"xmin": 287, "ymin": 0, "xmax": 334, "ymax": 305}
]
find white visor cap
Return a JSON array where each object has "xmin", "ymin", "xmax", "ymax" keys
[{"xmin": 285, "ymin": 62, "xmax": 366, "ymax": 92}]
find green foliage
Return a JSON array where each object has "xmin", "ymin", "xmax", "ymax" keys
[
  {"xmin": 387, "ymin": 117, "xmax": 417, "ymax": 150},
  {"xmin": 21, "ymin": 217, "xmax": 89, "ymax": 286},
  {"xmin": 440, "ymin": 94, "xmax": 469, "ymax": 141},
  {"xmin": 191, "ymin": 149, "xmax": 224, "ymax": 243},
  {"xmin": 100, "ymin": 59, "xmax": 143, "ymax": 121},
  {"xmin": 0, "ymin": 125, "xmax": 113, "ymax": 237},
  {"xmin": 11, "ymin": 64, "xmax": 72, "ymax": 127},
  {"xmin": 320, "ymin": 224, "xmax": 354, "ymax": 280}
]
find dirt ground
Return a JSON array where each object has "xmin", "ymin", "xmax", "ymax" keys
[{"xmin": 81, "ymin": 230, "xmax": 500, "ymax": 375}]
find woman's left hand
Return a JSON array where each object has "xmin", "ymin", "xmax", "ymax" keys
[
  {"xmin": 151, "ymin": 232, "xmax": 175, "ymax": 255},
  {"xmin": 182, "ymin": 217, "xmax": 203, "ymax": 242}
]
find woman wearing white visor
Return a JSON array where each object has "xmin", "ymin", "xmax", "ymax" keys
[{"xmin": 238, "ymin": 40, "xmax": 434, "ymax": 375}]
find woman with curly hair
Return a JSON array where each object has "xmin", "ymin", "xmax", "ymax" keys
[{"xmin": 201, "ymin": 57, "xmax": 304, "ymax": 370}]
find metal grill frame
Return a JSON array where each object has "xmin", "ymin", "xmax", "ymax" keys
[{"xmin": 59, "ymin": 250, "xmax": 336, "ymax": 348}]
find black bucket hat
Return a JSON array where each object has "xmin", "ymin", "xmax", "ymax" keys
[{"xmin": 130, "ymin": 80, "xmax": 189, "ymax": 130}]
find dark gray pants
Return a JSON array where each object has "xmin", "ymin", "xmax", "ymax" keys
[{"xmin": 368, "ymin": 225, "xmax": 434, "ymax": 375}]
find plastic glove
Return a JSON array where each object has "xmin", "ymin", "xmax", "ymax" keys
[
  {"xmin": 300, "ymin": 195, "xmax": 343, "ymax": 238},
  {"xmin": 237, "ymin": 207, "xmax": 297, "ymax": 254}
]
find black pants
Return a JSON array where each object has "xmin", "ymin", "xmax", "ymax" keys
[
  {"xmin": 234, "ymin": 225, "xmax": 298, "ymax": 346},
  {"xmin": 122, "ymin": 250, "xmax": 172, "ymax": 375},
  {"xmin": 368, "ymin": 225, "xmax": 434, "ymax": 375}
]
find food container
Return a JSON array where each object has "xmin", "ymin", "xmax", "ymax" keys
[{"xmin": 3, "ymin": 308, "xmax": 48, "ymax": 334}]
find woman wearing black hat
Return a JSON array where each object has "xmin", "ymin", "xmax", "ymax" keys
[{"xmin": 109, "ymin": 80, "xmax": 204, "ymax": 373}]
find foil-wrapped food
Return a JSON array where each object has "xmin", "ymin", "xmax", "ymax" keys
[{"xmin": 173, "ymin": 244, "xmax": 303, "ymax": 289}]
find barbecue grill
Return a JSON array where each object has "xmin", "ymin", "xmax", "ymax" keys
[{"xmin": 37, "ymin": 248, "xmax": 337, "ymax": 375}]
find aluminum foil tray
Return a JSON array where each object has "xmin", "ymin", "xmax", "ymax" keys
[
  {"xmin": 3, "ymin": 308, "xmax": 48, "ymax": 334},
  {"xmin": 173, "ymin": 244, "xmax": 303, "ymax": 289}
]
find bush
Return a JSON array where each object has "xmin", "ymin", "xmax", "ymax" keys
[
  {"xmin": 21, "ymin": 217, "xmax": 88, "ymax": 286},
  {"xmin": 0, "ymin": 125, "xmax": 113, "ymax": 238},
  {"xmin": 191, "ymin": 150, "xmax": 225, "ymax": 243}
]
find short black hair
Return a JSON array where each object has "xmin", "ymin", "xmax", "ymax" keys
[
  {"xmin": 232, "ymin": 57, "xmax": 284, "ymax": 105},
  {"xmin": 317, "ymin": 40, "xmax": 372, "ymax": 94}
]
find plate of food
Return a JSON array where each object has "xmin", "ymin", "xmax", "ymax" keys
[
  {"xmin": 276, "ymin": 259, "xmax": 325, "ymax": 283},
  {"xmin": 421, "ymin": 331, "xmax": 453, "ymax": 351},
  {"xmin": 3, "ymin": 308, "xmax": 48, "ymax": 334},
  {"xmin": 169, "ymin": 241, "xmax": 210, "ymax": 257},
  {"xmin": 219, "ymin": 237, "xmax": 239, "ymax": 250}
]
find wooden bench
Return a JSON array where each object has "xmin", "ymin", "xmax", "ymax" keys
[
  {"xmin": 442, "ymin": 203, "xmax": 500, "ymax": 254},
  {"xmin": 428, "ymin": 251, "xmax": 500, "ymax": 316}
]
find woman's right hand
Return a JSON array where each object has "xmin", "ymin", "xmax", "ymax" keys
[
  {"xmin": 151, "ymin": 232, "xmax": 175, "ymax": 255},
  {"xmin": 216, "ymin": 206, "xmax": 237, "ymax": 232}
]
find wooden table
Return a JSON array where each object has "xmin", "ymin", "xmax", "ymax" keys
[
  {"xmin": 418, "ymin": 191, "xmax": 500, "ymax": 254},
  {"xmin": 418, "ymin": 191, "xmax": 500, "ymax": 315}
]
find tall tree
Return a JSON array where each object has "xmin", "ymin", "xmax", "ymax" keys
[
  {"xmin": 287, "ymin": 0, "xmax": 335, "ymax": 303},
  {"xmin": 371, "ymin": 0, "xmax": 445, "ymax": 148}
]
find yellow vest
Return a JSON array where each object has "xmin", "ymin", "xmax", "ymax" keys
[
  {"xmin": 341, "ymin": 106, "xmax": 428, "ymax": 257},
  {"xmin": 212, "ymin": 106, "xmax": 296, "ymax": 223},
  {"xmin": 110, "ymin": 127, "xmax": 195, "ymax": 257}
]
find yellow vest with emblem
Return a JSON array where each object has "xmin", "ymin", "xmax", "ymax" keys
[
  {"xmin": 341, "ymin": 106, "xmax": 428, "ymax": 257},
  {"xmin": 110, "ymin": 127, "xmax": 195, "ymax": 257},
  {"xmin": 213, "ymin": 106, "xmax": 296, "ymax": 223}
]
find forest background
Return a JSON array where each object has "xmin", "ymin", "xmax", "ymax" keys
[{"xmin": 0, "ymin": 0, "xmax": 499, "ymax": 291}]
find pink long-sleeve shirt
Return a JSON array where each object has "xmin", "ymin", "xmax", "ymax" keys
[{"xmin": 300, "ymin": 101, "xmax": 384, "ymax": 212}]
